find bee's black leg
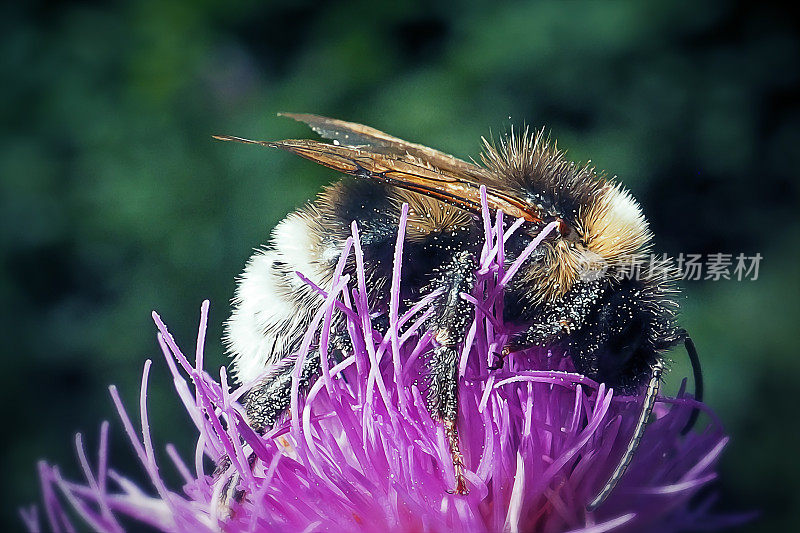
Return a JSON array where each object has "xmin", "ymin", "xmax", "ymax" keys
[
  {"xmin": 213, "ymin": 349, "xmax": 322, "ymax": 516},
  {"xmin": 243, "ymin": 349, "xmax": 322, "ymax": 434},
  {"xmin": 430, "ymin": 344, "xmax": 468, "ymax": 494},
  {"xmin": 487, "ymin": 345, "xmax": 512, "ymax": 370},
  {"xmin": 426, "ymin": 251, "xmax": 476, "ymax": 495},
  {"xmin": 213, "ymin": 453, "xmax": 257, "ymax": 517}
]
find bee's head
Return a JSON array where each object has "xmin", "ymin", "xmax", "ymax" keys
[{"xmin": 566, "ymin": 277, "xmax": 680, "ymax": 393}]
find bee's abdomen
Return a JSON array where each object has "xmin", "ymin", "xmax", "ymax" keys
[
  {"xmin": 226, "ymin": 179, "xmax": 481, "ymax": 386},
  {"xmin": 225, "ymin": 212, "xmax": 333, "ymax": 384}
]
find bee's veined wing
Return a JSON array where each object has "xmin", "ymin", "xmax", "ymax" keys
[
  {"xmin": 279, "ymin": 113, "xmax": 490, "ymax": 182},
  {"xmin": 213, "ymin": 134, "xmax": 541, "ymax": 223}
]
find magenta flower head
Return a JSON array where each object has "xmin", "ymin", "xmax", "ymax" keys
[{"xmin": 28, "ymin": 197, "xmax": 739, "ymax": 533}]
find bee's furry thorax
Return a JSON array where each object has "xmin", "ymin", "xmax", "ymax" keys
[{"xmin": 481, "ymin": 127, "xmax": 657, "ymax": 305}]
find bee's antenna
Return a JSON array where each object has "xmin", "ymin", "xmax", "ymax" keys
[
  {"xmin": 587, "ymin": 361, "xmax": 664, "ymax": 512},
  {"xmin": 679, "ymin": 331, "xmax": 704, "ymax": 435}
]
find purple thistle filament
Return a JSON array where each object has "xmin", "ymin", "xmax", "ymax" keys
[{"xmin": 30, "ymin": 193, "xmax": 736, "ymax": 532}]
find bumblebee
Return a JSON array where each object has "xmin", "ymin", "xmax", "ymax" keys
[{"xmin": 215, "ymin": 114, "xmax": 702, "ymax": 510}]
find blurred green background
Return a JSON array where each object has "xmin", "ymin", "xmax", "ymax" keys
[{"xmin": 1, "ymin": 0, "xmax": 798, "ymax": 531}]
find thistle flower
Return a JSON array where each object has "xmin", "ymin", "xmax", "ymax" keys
[{"xmin": 28, "ymin": 201, "xmax": 739, "ymax": 532}]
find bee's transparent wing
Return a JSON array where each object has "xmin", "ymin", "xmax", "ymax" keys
[
  {"xmin": 280, "ymin": 113, "xmax": 490, "ymax": 182},
  {"xmin": 214, "ymin": 134, "xmax": 540, "ymax": 223}
]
